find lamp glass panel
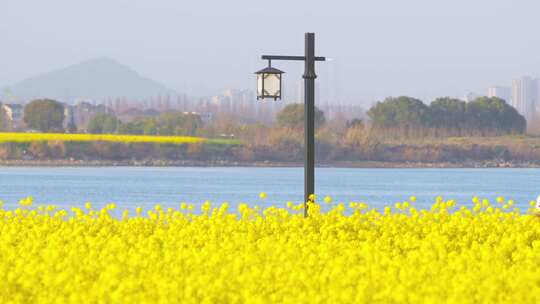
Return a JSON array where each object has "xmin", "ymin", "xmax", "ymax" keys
[
  {"xmin": 257, "ymin": 74, "xmax": 264, "ymax": 97},
  {"xmin": 263, "ymin": 74, "xmax": 281, "ymax": 97}
]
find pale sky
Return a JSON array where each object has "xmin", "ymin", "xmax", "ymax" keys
[{"xmin": 1, "ymin": 0, "xmax": 540, "ymax": 105}]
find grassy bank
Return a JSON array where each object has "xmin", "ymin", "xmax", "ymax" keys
[{"xmin": 2, "ymin": 132, "xmax": 540, "ymax": 164}]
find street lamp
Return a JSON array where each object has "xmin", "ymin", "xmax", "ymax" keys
[
  {"xmin": 255, "ymin": 63, "xmax": 284, "ymax": 101},
  {"xmin": 256, "ymin": 32, "xmax": 325, "ymax": 217}
]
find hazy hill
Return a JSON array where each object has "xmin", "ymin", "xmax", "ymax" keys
[{"xmin": 2, "ymin": 57, "xmax": 178, "ymax": 103}]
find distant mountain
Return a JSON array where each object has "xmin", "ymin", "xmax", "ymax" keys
[{"xmin": 2, "ymin": 57, "xmax": 178, "ymax": 103}]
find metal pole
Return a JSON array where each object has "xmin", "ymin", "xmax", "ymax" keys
[
  {"xmin": 260, "ymin": 34, "xmax": 325, "ymax": 217},
  {"xmin": 303, "ymin": 32, "xmax": 316, "ymax": 217}
]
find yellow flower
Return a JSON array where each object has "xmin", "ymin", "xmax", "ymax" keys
[
  {"xmin": 201, "ymin": 201, "xmax": 211, "ymax": 213},
  {"xmin": 0, "ymin": 132, "xmax": 225, "ymax": 145},
  {"xmin": 259, "ymin": 192, "xmax": 267, "ymax": 200},
  {"xmin": 19, "ymin": 196, "xmax": 33, "ymax": 207},
  {"xmin": 324, "ymin": 196, "xmax": 332, "ymax": 204}
]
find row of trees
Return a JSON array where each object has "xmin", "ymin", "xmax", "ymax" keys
[
  {"xmin": 0, "ymin": 99, "xmax": 66, "ymax": 132},
  {"xmin": 87, "ymin": 112, "xmax": 203, "ymax": 136},
  {"xmin": 24, "ymin": 99, "xmax": 66, "ymax": 132},
  {"xmin": 86, "ymin": 103, "xmax": 325, "ymax": 136},
  {"xmin": 0, "ymin": 96, "xmax": 536, "ymax": 163},
  {"xmin": 367, "ymin": 96, "xmax": 526, "ymax": 137},
  {"xmin": 2, "ymin": 98, "xmax": 204, "ymax": 135},
  {"xmin": 4, "ymin": 96, "xmax": 526, "ymax": 137}
]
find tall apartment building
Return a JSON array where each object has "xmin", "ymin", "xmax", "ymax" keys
[
  {"xmin": 511, "ymin": 76, "xmax": 538, "ymax": 121},
  {"xmin": 488, "ymin": 86, "xmax": 511, "ymax": 103}
]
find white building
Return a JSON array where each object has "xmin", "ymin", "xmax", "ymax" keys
[
  {"xmin": 488, "ymin": 86, "xmax": 511, "ymax": 103},
  {"xmin": 71, "ymin": 101, "xmax": 112, "ymax": 131},
  {"xmin": 511, "ymin": 76, "xmax": 538, "ymax": 121},
  {"xmin": 1, "ymin": 103, "xmax": 24, "ymax": 129}
]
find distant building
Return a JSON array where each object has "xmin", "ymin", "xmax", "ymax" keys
[
  {"xmin": 1, "ymin": 103, "xmax": 24, "ymax": 129},
  {"xmin": 71, "ymin": 101, "xmax": 113, "ymax": 131},
  {"xmin": 463, "ymin": 92, "xmax": 481, "ymax": 102},
  {"xmin": 488, "ymin": 86, "xmax": 511, "ymax": 103},
  {"xmin": 211, "ymin": 95, "xmax": 231, "ymax": 112},
  {"xmin": 511, "ymin": 76, "xmax": 538, "ymax": 122},
  {"xmin": 208, "ymin": 89, "xmax": 260, "ymax": 120},
  {"xmin": 63, "ymin": 105, "xmax": 76, "ymax": 131},
  {"xmin": 182, "ymin": 111, "xmax": 213, "ymax": 124},
  {"xmin": 117, "ymin": 108, "xmax": 159, "ymax": 123},
  {"xmin": 198, "ymin": 112, "xmax": 213, "ymax": 124}
]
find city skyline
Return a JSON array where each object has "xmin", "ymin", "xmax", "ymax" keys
[
  {"xmin": 2, "ymin": 0, "xmax": 540, "ymax": 106},
  {"xmin": 3, "ymin": 55, "xmax": 540, "ymax": 108},
  {"xmin": 488, "ymin": 76, "xmax": 540, "ymax": 128}
]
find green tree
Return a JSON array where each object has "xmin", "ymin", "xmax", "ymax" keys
[
  {"xmin": 117, "ymin": 112, "xmax": 203, "ymax": 136},
  {"xmin": 367, "ymin": 96, "xmax": 428, "ymax": 128},
  {"xmin": 346, "ymin": 118, "xmax": 364, "ymax": 129},
  {"xmin": 154, "ymin": 113, "xmax": 202, "ymax": 136},
  {"xmin": 87, "ymin": 113, "xmax": 120, "ymax": 134},
  {"xmin": 276, "ymin": 103, "xmax": 325, "ymax": 128},
  {"xmin": 465, "ymin": 97, "xmax": 525, "ymax": 134},
  {"xmin": 428, "ymin": 98, "xmax": 467, "ymax": 129},
  {"xmin": 24, "ymin": 99, "xmax": 65, "ymax": 132},
  {"xmin": 143, "ymin": 120, "xmax": 158, "ymax": 135},
  {"xmin": 118, "ymin": 119, "xmax": 146, "ymax": 135}
]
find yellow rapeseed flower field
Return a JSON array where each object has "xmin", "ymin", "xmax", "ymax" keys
[
  {"xmin": 0, "ymin": 132, "xmax": 239, "ymax": 145},
  {"xmin": 1, "ymin": 196, "xmax": 540, "ymax": 303}
]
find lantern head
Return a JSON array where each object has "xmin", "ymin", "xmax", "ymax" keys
[{"xmin": 255, "ymin": 63, "xmax": 284, "ymax": 101}]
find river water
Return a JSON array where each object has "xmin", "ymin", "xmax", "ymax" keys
[{"xmin": 0, "ymin": 167, "xmax": 539, "ymax": 211}]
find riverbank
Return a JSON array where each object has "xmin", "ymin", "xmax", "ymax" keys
[{"xmin": 2, "ymin": 159, "xmax": 540, "ymax": 168}]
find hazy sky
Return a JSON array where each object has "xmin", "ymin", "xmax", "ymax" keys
[{"xmin": 1, "ymin": 0, "xmax": 540, "ymax": 105}]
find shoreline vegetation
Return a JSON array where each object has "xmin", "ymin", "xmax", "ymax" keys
[
  {"xmin": 3, "ymin": 97, "xmax": 539, "ymax": 168},
  {"xmin": 3, "ymin": 133, "xmax": 540, "ymax": 168},
  {"xmin": 3, "ymin": 132, "xmax": 540, "ymax": 168},
  {"xmin": 2, "ymin": 159, "xmax": 540, "ymax": 168}
]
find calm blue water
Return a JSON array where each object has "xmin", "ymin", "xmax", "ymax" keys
[{"xmin": 0, "ymin": 167, "xmax": 539, "ymax": 211}]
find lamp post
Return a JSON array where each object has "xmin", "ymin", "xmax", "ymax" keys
[{"xmin": 255, "ymin": 32, "xmax": 325, "ymax": 217}]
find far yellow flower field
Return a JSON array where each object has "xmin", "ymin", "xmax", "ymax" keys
[{"xmin": 0, "ymin": 132, "xmax": 239, "ymax": 145}]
